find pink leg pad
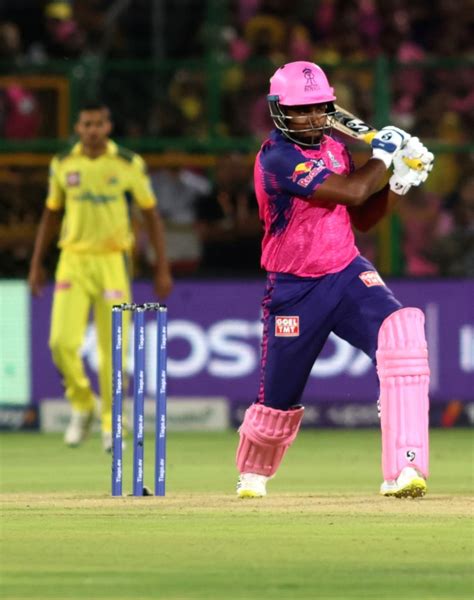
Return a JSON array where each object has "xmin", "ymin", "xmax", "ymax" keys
[
  {"xmin": 236, "ymin": 404, "xmax": 304, "ymax": 477},
  {"xmin": 376, "ymin": 307, "xmax": 430, "ymax": 480}
]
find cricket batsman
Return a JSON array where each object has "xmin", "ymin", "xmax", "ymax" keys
[
  {"xmin": 28, "ymin": 102, "xmax": 173, "ymax": 452},
  {"xmin": 236, "ymin": 61, "xmax": 434, "ymax": 499}
]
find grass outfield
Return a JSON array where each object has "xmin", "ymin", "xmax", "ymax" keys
[{"xmin": 1, "ymin": 429, "xmax": 473, "ymax": 600}]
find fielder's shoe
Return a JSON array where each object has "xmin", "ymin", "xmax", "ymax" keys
[
  {"xmin": 64, "ymin": 409, "xmax": 94, "ymax": 447},
  {"xmin": 237, "ymin": 473, "xmax": 268, "ymax": 498},
  {"xmin": 102, "ymin": 431, "xmax": 126, "ymax": 453},
  {"xmin": 102, "ymin": 431, "xmax": 112, "ymax": 453},
  {"xmin": 380, "ymin": 466, "xmax": 427, "ymax": 498}
]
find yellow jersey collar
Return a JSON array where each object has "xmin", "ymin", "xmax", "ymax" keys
[{"xmin": 71, "ymin": 140, "xmax": 118, "ymax": 157}]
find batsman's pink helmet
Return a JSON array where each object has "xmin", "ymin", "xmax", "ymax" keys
[
  {"xmin": 267, "ymin": 61, "xmax": 336, "ymax": 146},
  {"xmin": 268, "ymin": 61, "xmax": 336, "ymax": 106}
]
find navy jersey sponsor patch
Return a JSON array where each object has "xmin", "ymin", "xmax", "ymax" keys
[
  {"xmin": 359, "ymin": 271, "xmax": 385, "ymax": 287},
  {"xmin": 275, "ymin": 316, "xmax": 300, "ymax": 337}
]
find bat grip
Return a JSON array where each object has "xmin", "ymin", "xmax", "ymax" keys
[
  {"xmin": 362, "ymin": 132, "xmax": 424, "ymax": 171},
  {"xmin": 403, "ymin": 157, "xmax": 424, "ymax": 171}
]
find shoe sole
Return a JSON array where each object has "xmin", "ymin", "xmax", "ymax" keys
[
  {"xmin": 237, "ymin": 490, "xmax": 266, "ymax": 499},
  {"xmin": 381, "ymin": 478, "xmax": 427, "ymax": 499},
  {"xmin": 104, "ymin": 440, "xmax": 127, "ymax": 453}
]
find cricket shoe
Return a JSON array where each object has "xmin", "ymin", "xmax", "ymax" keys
[
  {"xmin": 102, "ymin": 431, "xmax": 126, "ymax": 453},
  {"xmin": 380, "ymin": 466, "xmax": 427, "ymax": 499},
  {"xmin": 64, "ymin": 409, "xmax": 95, "ymax": 447},
  {"xmin": 237, "ymin": 473, "xmax": 268, "ymax": 498}
]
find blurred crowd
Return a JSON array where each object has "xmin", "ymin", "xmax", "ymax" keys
[
  {"xmin": 1, "ymin": 1, "xmax": 473, "ymax": 139},
  {"xmin": 0, "ymin": 0, "xmax": 473, "ymax": 278}
]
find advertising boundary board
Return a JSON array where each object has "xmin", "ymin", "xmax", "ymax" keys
[{"xmin": 3, "ymin": 278, "xmax": 473, "ymax": 429}]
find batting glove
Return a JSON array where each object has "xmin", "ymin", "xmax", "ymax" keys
[
  {"xmin": 371, "ymin": 126, "xmax": 411, "ymax": 169},
  {"xmin": 398, "ymin": 136, "xmax": 434, "ymax": 172},
  {"xmin": 389, "ymin": 166, "xmax": 428, "ymax": 195},
  {"xmin": 389, "ymin": 137, "xmax": 434, "ymax": 195}
]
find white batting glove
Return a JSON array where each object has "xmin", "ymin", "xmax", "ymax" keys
[
  {"xmin": 398, "ymin": 136, "xmax": 435, "ymax": 171},
  {"xmin": 371, "ymin": 126, "xmax": 411, "ymax": 169},
  {"xmin": 389, "ymin": 137, "xmax": 434, "ymax": 195},
  {"xmin": 389, "ymin": 166, "xmax": 427, "ymax": 195}
]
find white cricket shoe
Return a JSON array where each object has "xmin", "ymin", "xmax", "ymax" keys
[
  {"xmin": 102, "ymin": 432, "xmax": 126, "ymax": 453},
  {"xmin": 102, "ymin": 431, "xmax": 113, "ymax": 453},
  {"xmin": 64, "ymin": 409, "xmax": 94, "ymax": 447},
  {"xmin": 237, "ymin": 473, "xmax": 268, "ymax": 498},
  {"xmin": 380, "ymin": 466, "xmax": 427, "ymax": 498}
]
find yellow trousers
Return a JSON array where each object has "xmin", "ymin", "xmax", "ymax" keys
[{"xmin": 49, "ymin": 250, "xmax": 131, "ymax": 433}]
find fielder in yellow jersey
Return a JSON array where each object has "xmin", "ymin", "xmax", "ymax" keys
[{"xmin": 28, "ymin": 102, "xmax": 173, "ymax": 451}]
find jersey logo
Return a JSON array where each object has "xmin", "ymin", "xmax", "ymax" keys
[
  {"xmin": 290, "ymin": 159, "xmax": 325, "ymax": 187},
  {"xmin": 104, "ymin": 290, "xmax": 125, "ymax": 300},
  {"xmin": 66, "ymin": 171, "xmax": 81, "ymax": 186},
  {"xmin": 275, "ymin": 316, "xmax": 300, "ymax": 337},
  {"xmin": 359, "ymin": 271, "xmax": 385, "ymax": 287},
  {"xmin": 76, "ymin": 191, "xmax": 115, "ymax": 204},
  {"xmin": 55, "ymin": 281, "xmax": 71, "ymax": 291},
  {"xmin": 326, "ymin": 150, "xmax": 341, "ymax": 169}
]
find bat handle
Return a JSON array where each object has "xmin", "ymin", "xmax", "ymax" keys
[
  {"xmin": 362, "ymin": 132, "xmax": 424, "ymax": 171},
  {"xmin": 403, "ymin": 157, "xmax": 424, "ymax": 171}
]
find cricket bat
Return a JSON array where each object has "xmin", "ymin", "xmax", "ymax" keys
[{"xmin": 332, "ymin": 104, "xmax": 423, "ymax": 171}]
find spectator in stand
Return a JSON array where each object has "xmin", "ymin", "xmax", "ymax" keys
[
  {"xmin": 0, "ymin": 23, "xmax": 42, "ymax": 140},
  {"xmin": 195, "ymin": 153, "xmax": 262, "ymax": 275},
  {"xmin": 391, "ymin": 43, "xmax": 427, "ymax": 131},
  {"xmin": 0, "ymin": 170, "xmax": 46, "ymax": 278},
  {"xmin": 428, "ymin": 174, "xmax": 474, "ymax": 277},
  {"xmin": 1, "ymin": 85, "xmax": 41, "ymax": 140},
  {"xmin": 0, "ymin": 21, "xmax": 23, "ymax": 66},
  {"xmin": 42, "ymin": 1, "xmax": 86, "ymax": 60},
  {"xmin": 420, "ymin": 112, "xmax": 465, "ymax": 198},
  {"xmin": 397, "ymin": 187, "xmax": 447, "ymax": 276},
  {"xmin": 0, "ymin": 2, "xmax": 44, "ymax": 60},
  {"xmin": 145, "ymin": 166, "xmax": 210, "ymax": 274},
  {"xmin": 167, "ymin": 69, "xmax": 207, "ymax": 138}
]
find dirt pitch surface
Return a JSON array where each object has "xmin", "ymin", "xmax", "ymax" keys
[{"xmin": 2, "ymin": 491, "xmax": 472, "ymax": 516}]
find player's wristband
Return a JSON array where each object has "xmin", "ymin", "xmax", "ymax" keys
[{"xmin": 371, "ymin": 150, "xmax": 393, "ymax": 169}]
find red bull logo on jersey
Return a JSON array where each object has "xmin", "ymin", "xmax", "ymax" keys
[
  {"xmin": 359, "ymin": 271, "xmax": 385, "ymax": 287},
  {"xmin": 291, "ymin": 161, "xmax": 313, "ymax": 180},
  {"xmin": 275, "ymin": 316, "xmax": 300, "ymax": 337},
  {"xmin": 290, "ymin": 159, "xmax": 325, "ymax": 187}
]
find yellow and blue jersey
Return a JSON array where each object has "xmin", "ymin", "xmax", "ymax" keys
[{"xmin": 46, "ymin": 140, "xmax": 156, "ymax": 253}]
